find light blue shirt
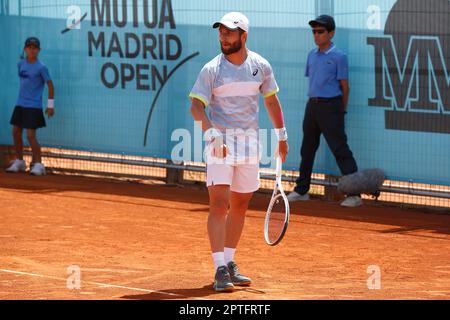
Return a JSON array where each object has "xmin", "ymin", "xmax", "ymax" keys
[
  {"xmin": 16, "ymin": 59, "xmax": 52, "ymax": 108},
  {"xmin": 190, "ymin": 50, "xmax": 279, "ymax": 163},
  {"xmin": 190, "ymin": 51, "xmax": 279, "ymax": 132},
  {"xmin": 305, "ymin": 44, "xmax": 348, "ymax": 98}
]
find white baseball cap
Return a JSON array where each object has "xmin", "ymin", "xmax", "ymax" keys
[{"xmin": 213, "ymin": 12, "xmax": 249, "ymax": 33}]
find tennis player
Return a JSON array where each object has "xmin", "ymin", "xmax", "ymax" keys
[
  {"xmin": 189, "ymin": 12, "xmax": 289, "ymax": 292},
  {"xmin": 6, "ymin": 37, "xmax": 55, "ymax": 176}
]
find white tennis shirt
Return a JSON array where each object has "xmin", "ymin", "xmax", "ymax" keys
[{"xmin": 190, "ymin": 50, "xmax": 279, "ymax": 164}]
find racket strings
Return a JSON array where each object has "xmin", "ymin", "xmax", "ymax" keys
[{"xmin": 267, "ymin": 193, "xmax": 287, "ymax": 244}]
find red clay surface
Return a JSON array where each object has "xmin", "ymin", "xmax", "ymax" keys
[{"xmin": 0, "ymin": 172, "xmax": 449, "ymax": 300}]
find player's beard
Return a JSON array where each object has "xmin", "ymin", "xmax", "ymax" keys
[{"xmin": 220, "ymin": 39, "xmax": 243, "ymax": 55}]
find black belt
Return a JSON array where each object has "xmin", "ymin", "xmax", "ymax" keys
[{"xmin": 309, "ymin": 96, "xmax": 342, "ymax": 103}]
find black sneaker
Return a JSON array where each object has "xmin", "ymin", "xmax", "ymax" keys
[
  {"xmin": 213, "ymin": 266, "xmax": 234, "ymax": 292},
  {"xmin": 227, "ymin": 261, "xmax": 252, "ymax": 286}
]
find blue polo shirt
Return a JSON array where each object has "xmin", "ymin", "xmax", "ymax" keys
[
  {"xmin": 16, "ymin": 59, "xmax": 52, "ymax": 109},
  {"xmin": 305, "ymin": 43, "xmax": 348, "ymax": 98}
]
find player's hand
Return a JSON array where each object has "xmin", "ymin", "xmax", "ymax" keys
[
  {"xmin": 276, "ymin": 141, "xmax": 289, "ymax": 163},
  {"xmin": 211, "ymin": 137, "xmax": 229, "ymax": 159},
  {"xmin": 45, "ymin": 108, "xmax": 55, "ymax": 118}
]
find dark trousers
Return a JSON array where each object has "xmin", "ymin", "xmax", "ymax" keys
[{"xmin": 294, "ymin": 98, "xmax": 358, "ymax": 195}]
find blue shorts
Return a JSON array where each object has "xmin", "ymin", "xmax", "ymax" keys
[{"xmin": 10, "ymin": 106, "xmax": 46, "ymax": 129}]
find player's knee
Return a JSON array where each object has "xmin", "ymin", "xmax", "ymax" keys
[
  {"xmin": 230, "ymin": 193, "xmax": 253, "ymax": 213},
  {"xmin": 232, "ymin": 199, "xmax": 250, "ymax": 212},
  {"xmin": 210, "ymin": 198, "xmax": 229, "ymax": 214}
]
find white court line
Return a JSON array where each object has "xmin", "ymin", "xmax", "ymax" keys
[{"xmin": 0, "ymin": 269, "xmax": 207, "ymax": 300}]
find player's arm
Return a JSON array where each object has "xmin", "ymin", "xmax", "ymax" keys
[
  {"xmin": 340, "ymin": 79, "xmax": 349, "ymax": 111},
  {"xmin": 190, "ymin": 97, "xmax": 228, "ymax": 158},
  {"xmin": 190, "ymin": 98, "xmax": 213, "ymax": 132},
  {"xmin": 264, "ymin": 94, "xmax": 289, "ymax": 163},
  {"xmin": 46, "ymin": 80, "xmax": 55, "ymax": 118}
]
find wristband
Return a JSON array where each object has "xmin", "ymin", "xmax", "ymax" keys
[
  {"xmin": 47, "ymin": 99, "xmax": 54, "ymax": 109},
  {"xmin": 275, "ymin": 127, "xmax": 288, "ymax": 141}
]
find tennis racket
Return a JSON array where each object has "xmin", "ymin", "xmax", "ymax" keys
[{"xmin": 264, "ymin": 156, "xmax": 290, "ymax": 246}]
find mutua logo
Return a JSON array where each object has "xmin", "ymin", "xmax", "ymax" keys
[{"xmin": 367, "ymin": 0, "xmax": 450, "ymax": 134}]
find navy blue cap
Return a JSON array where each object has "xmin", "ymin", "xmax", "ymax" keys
[
  {"xmin": 309, "ymin": 15, "xmax": 336, "ymax": 31},
  {"xmin": 25, "ymin": 37, "xmax": 40, "ymax": 49}
]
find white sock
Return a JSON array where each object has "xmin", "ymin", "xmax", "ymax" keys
[
  {"xmin": 212, "ymin": 252, "xmax": 226, "ymax": 271},
  {"xmin": 224, "ymin": 247, "xmax": 236, "ymax": 264}
]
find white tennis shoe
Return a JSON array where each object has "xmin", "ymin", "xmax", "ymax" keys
[
  {"xmin": 30, "ymin": 163, "xmax": 46, "ymax": 176},
  {"xmin": 5, "ymin": 159, "xmax": 26, "ymax": 173},
  {"xmin": 287, "ymin": 191, "xmax": 310, "ymax": 202}
]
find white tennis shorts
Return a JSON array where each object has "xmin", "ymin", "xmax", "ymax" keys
[{"xmin": 206, "ymin": 163, "xmax": 260, "ymax": 194}]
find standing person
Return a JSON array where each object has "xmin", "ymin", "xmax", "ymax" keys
[
  {"xmin": 287, "ymin": 15, "xmax": 362, "ymax": 207},
  {"xmin": 6, "ymin": 37, "xmax": 55, "ymax": 176},
  {"xmin": 189, "ymin": 12, "xmax": 289, "ymax": 292}
]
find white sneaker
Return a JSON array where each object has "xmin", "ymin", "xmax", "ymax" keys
[
  {"xmin": 30, "ymin": 163, "xmax": 46, "ymax": 176},
  {"xmin": 341, "ymin": 196, "xmax": 363, "ymax": 207},
  {"xmin": 287, "ymin": 191, "xmax": 310, "ymax": 202},
  {"xmin": 5, "ymin": 159, "xmax": 26, "ymax": 173}
]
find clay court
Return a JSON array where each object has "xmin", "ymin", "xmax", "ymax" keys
[{"xmin": 0, "ymin": 172, "xmax": 449, "ymax": 300}]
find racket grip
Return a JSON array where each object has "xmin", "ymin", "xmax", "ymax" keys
[{"xmin": 276, "ymin": 156, "xmax": 282, "ymax": 176}]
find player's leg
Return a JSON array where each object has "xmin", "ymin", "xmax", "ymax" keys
[
  {"xmin": 224, "ymin": 163, "xmax": 259, "ymax": 286},
  {"xmin": 208, "ymin": 185, "xmax": 230, "ymax": 256},
  {"xmin": 225, "ymin": 191, "xmax": 253, "ymax": 250},
  {"xmin": 208, "ymin": 184, "xmax": 234, "ymax": 291},
  {"xmin": 206, "ymin": 163, "xmax": 234, "ymax": 291},
  {"xmin": 224, "ymin": 191, "xmax": 253, "ymax": 286},
  {"xmin": 226, "ymin": 164, "xmax": 259, "ymax": 250}
]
